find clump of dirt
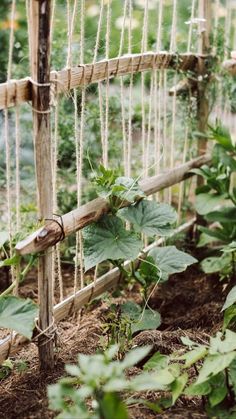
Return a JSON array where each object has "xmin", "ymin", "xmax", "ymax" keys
[{"xmin": 0, "ymin": 260, "xmax": 227, "ymax": 418}]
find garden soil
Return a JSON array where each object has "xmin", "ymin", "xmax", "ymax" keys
[{"xmin": 0, "ymin": 257, "xmax": 226, "ymax": 419}]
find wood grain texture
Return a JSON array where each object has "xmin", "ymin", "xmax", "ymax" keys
[
  {"xmin": 15, "ymin": 154, "xmax": 211, "ymax": 255},
  {"xmin": 30, "ymin": 0, "xmax": 54, "ymax": 370},
  {"xmin": 0, "ymin": 52, "xmax": 206, "ymax": 109}
]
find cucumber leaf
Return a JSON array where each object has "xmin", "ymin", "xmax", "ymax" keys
[
  {"xmin": 0, "ymin": 296, "xmax": 38, "ymax": 339},
  {"xmin": 118, "ymin": 201, "xmax": 176, "ymax": 236},
  {"xmin": 83, "ymin": 215, "xmax": 142, "ymax": 271}
]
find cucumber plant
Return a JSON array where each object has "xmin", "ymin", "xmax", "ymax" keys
[
  {"xmin": 83, "ymin": 165, "xmax": 197, "ymax": 292},
  {"xmin": 0, "ymin": 206, "xmax": 40, "ymax": 341},
  {"xmin": 48, "ymin": 344, "xmax": 177, "ymax": 419},
  {"xmin": 194, "ymin": 123, "xmax": 236, "ymax": 280}
]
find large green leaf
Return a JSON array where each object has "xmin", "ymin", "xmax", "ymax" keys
[
  {"xmin": 196, "ymin": 352, "xmax": 236, "ymax": 384},
  {"xmin": 129, "ymin": 369, "xmax": 175, "ymax": 391},
  {"xmin": 143, "ymin": 352, "xmax": 169, "ymax": 371},
  {"xmin": 201, "ymin": 254, "xmax": 231, "ymax": 274},
  {"xmin": 185, "ymin": 381, "xmax": 211, "ymax": 396},
  {"xmin": 120, "ymin": 301, "xmax": 161, "ymax": 335},
  {"xmin": 205, "ymin": 207, "xmax": 236, "ymax": 224},
  {"xmin": 121, "ymin": 346, "xmax": 152, "ymax": 369},
  {"xmin": 0, "ymin": 296, "xmax": 38, "ymax": 339},
  {"xmin": 195, "ymin": 193, "xmax": 225, "ymax": 215},
  {"xmin": 131, "ymin": 309, "xmax": 161, "ymax": 334},
  {"xmin": 118, "ymin": 201, "xmax": 176, "ymax": 236},
  {"xmin": 99, "ymin": 393, "xmax": 129, "ymax": 419},
  {"xmin": 83, "ymin": 215, "xmax": 142, "ymax": 271},
  {"xmin": 210, "ymin": 330, "xmax": 236, "ymax": 354},
  {"xmin": 171, "ymin": 373, "xmax": 188, "ymax": 404},
  {"xmin": 208, "ymin": 373, "xmax": 227, "ymax": 407},
  {"xmin": 222, "ymin": 286, "xmax": 236, "ymax": 311},
  {"xmin": 148, "ymin": 246, "xmax": 197, "ymax": 281}
]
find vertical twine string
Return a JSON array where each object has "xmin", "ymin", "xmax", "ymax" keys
[
  {"xmin": 178, "ymin": 0, "xmax": 195, "ymax": 221},
  {"xmin": 66, "ymin": 0, "xmax": 79, "ymax": 68},
  {"xmin": 187, "ymin": 0, "xmax": 195, "ymax": 53},
  {"xmin": 154, "ymin": 0, "xmax": 163, "ymax": 197},
  {"xmin": 120, "ymin": 0, "xmax": 129, "ymax": 176},
  {"xmin": 94, "ymin": 0, "xmax": 106, "ymax": 166},
  {"xmin": 74, "ymin": 0, "xmax": 85, "ymax": 293},
  {"xmin": 15, "ymin": 85, "xmax": 21, "ymax": 232},
  {"xmin": 5, "ymin": 0, "xmax": 16, "ymax": 285},
  {"xmin": 127, "ymin": 0, "xmax": 133, "ymax": 178},
  {"xmin": 169, "ymin": 0, "xmax": 178, "ymax": 204},
  {"xmin": 104, "ymin": 0, "xmax": 111, "ymax": 169},
  {"xmin": 177, "ymin": 125, "xmax": 189, "ymax": 222},
  {"xmin": 52, "ymin": 75, "xmax": 64, "ymax": 302},
  {"xmin": 141, "ymin": 0, "xmax": 149, "ymax": 178}
]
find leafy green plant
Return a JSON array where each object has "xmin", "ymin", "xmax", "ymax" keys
[
  {"xmin": 83, "ymin": 166, "xmax": 197, "ymax": 297},
  {"xmin": 101, "ymin": 301, "xmax": 161, "ymax": 356},
  {"xmin": 48, "ymin": 344, "xmax": 177, "ymax": 419},
  {"xmin": 194, "ymin": 124, "xmax": 236, "ymax": 279},
  {"xmin": 0, "ymin": 211, "xmax": 40, "ymax": 340},
  {"xmin": 143, "ymin": 330, "xmax": 236, "ymax": 417}
]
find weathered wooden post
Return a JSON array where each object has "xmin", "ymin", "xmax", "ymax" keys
[{"xmin": 29, "ymin": 0, "xmax": 54, "ymax": 370}]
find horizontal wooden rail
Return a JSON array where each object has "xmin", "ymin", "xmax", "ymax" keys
[
  {"xmin": 0, "ymin": 52, "xmax": 206, "ymax": 110},
  {"xmin": 15, "ymin": 154, "xmax": 211, "ymax": 255},
  {"xmin": 0, "ymin": 218, "xmax": 195, "ymax": 364}
]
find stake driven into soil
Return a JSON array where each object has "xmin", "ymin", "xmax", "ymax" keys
[
  {"xmin": 30, "ymin": 0, "xmax": 54, "ymax": 370},
  {"xmin": 15, "ymin": 154, "xmax": 211, "ymax": 255}
]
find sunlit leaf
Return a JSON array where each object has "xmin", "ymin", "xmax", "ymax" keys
[
  {"xmin": 83, "ymin": 215, "xmax": 142, "ymax": 271},
  {"xmin": 144, "ymin": 352, "xmax": 169, "ymax": 371},
  {"xmin": 196, "ymin": 352, "xmax": 236, "ymax": 384},
  {"xmin": 149, "ymin": 246, "xmax": 197, "ymax": 281},
  {"xmin": 131, "ymin": 309, "xmax": 161, "ymax": 334},
  {"xmin": 118, "ymin": 201, "xmax": 176, "ymax": 236},
  {"xmin": 0, "ymin": 296, "xmax": 38, "ymax": 339},
  {"xmin": 195, "ymin": 193, "xmax": 225, "ymax": 215},
  {"xmin": 222, "ymin": 286, "xmax": 236, "ymax": 311},
  {"xmin": 171, "ymin": 373, "xmax": 188, "ymax": 404}
]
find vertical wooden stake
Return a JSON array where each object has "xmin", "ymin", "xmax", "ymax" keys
[{"xmin": 30, "ymin": 0, "xmax": 54, "ymax": 370}]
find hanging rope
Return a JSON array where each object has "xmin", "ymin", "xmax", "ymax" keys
[
  {"xmin": 4, "ymin": 0, "xmax": 16, "ymax": 282},
  {"xmin": 187, "ymin": 0, "xmax": 196, "ymax": 53},
  {"xmin": 127, "ymin": 0, "xmax": 133, "ymax": 178},
  {"xmin": 141, "ymin": 0, "xmax": 149, "ymax": 178},
  {"xmin": 104, "ymin": 0, "xmax": 111, "ymax": 169},
  {"xmin": 74, "ymin": 0, "xmax": 86, "ymax": 292},
  {"xmin": 119, "ymin": 0, "xmax": 129, "ymax": 176},
  {"xmin": 15, "ymin": 85, "xmax": 21, "ymax": 232},
  {"xmin": 169, "ymin": 0, "xmax": 178, "ymax": 204}
]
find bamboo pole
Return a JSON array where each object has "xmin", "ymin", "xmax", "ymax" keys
[
  {"xmin": 30, "ymin": 0, "xmax": 54, "ymax": 370},
  {"xmin": 0, "ymin": 52, "xmax": 206, "ymax": 110},
  {"xmin": 0, "ymin": 218, "xmax": 195, "ymax": 364},
  {"xmin": 15, "ymin": 154, "xmax": 211, "ymax": 255}
]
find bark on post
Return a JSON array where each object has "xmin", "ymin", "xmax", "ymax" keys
[{"xmin": 30, "ymin": 0, "xmax": 54, "ymax": 370}]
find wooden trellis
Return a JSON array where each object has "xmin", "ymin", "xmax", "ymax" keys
[{"xmin": 1, "ymin": 0, "xmax": 234, "ymax": 370}]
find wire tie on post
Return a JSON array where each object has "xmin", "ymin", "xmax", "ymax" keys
[{"xmin": 43, "ymin": 213, "xmax": 65, "ymax": 245}]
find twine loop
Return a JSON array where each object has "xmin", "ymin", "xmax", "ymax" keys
[{"xmin": 34, "ymin": 317, "xmax": 57, "ymax": 347}]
